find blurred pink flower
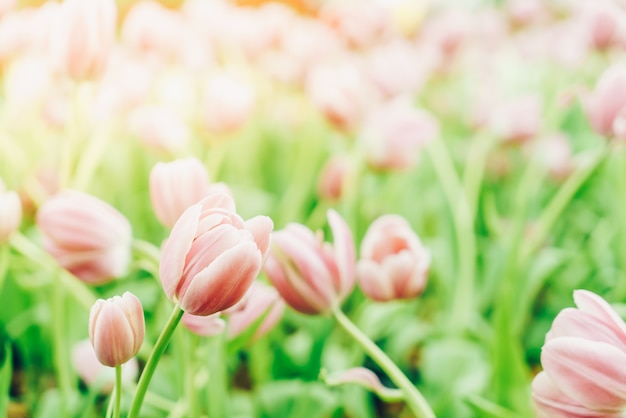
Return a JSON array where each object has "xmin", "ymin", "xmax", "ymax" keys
[
  {"xmin": 159, "ymin": 192, "xmax": 273, "ymax": 316},
  {"xmin": 227, "ymin": 281, "xmax": 285, "ymax": 340},
  {"xmin": 317, "ymin": 155, "xmax": 350, "ymax": 201},
  {"xmin": 490, "ymin": 95, "xmax": 542, "ymax": 143},
  {"xmin": 72, "ymin": 339, "xmax": 138, "ymax": 392},
  {"xmin": 532, "ymin": 290, "xmax": 626, "ymax": 416},
  {"xmin": 202, "ymin": 72, "xmax": 255, "ymax": 134},
  {"xmin": 360, "ymin": 99, "xmax": 439, "ymax": 171},
  {"xmin": 0, "ymin": 178, "xmax": 21, "ymax": 243},
  {"xmin": 49, "ymin": 0, "xmax": 117, "ymax": 80},
  {"xmin": 89, "ymin": 292, "xmax": 145, "ymax": 367},
  {"xmin": 264, "ymin": 210, "xmax": 355, "ymax": 315},
  {"xmin": 580, "ymin": 0, "xmax": 626, "ymax": 51},
  {"xmin": 530, "ymin": 133, "xmax": 573, "ymax": 181},
  {"xmin": 37, "ymin": 190, "xmax": 132, "ymax": 284},
  {"xmin": 357, "ymin": 215, "xmax": 430, "ymax": 302},
  {"xmin": 320, "ymin": 2, "xmax": 388, "ymax": 49},
  {"xmin": 129, "ymin": 105, "xmax": 190, "ymax": 155},
  {"xmin": 181, "ymin": 312, "xmax": 226, "ymax": 337},
  {"xmin": 585, "ymin": 64, "xmax": 626, "ymax": 138}
]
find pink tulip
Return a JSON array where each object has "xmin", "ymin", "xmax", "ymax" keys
[
  {"xmin": 317, "ymin": 155, "xmax": 350, "ymax": 201},
  {"xmin": 360, "ymin": 99, "xmax": 439, "ymax": 171},
  {"xmin": 72, "ymin": 340, "xmax": 138, "ymax": 392},
  {"xmin": 0, "ymin": 178, "xmax": 22, "ymax": 243},
  {"xmin": 357, "ymin": 215, "xmax": 430, "ymax": 302},
  {"xmin": 529, "ymin": 133, "xmax": 573, "ymax": 181},
  {"xmin": 320, "ymin": 3, "xmax": 387, "ymax": 49},
  {"xmin": 89, "ymin": 292, "xmax": 145, "ymax": 367},
  {"xmin": 128, "ymin": 105, "xmax": 190, "ymax": 155},
  {"xmin": 532, "ymin": 290, "xmax": 626, "ymax": 416},
  {"xmin": 490, "ymin": 95, "xmax": 542, "ymax": 143},
  {"xmin": 264, "ymin": 210, "xmax": 355, "ymax": 315},
  {"xmin": 227, "ymin": 281, "xmax": 285, "ymax": 340},
  {"xmin": 585, "ymin": 64, "xmax": 626, "ymax": 138},
  {"xmin": 159, "ymin": 193, "xmax": 273, "ymax": 316},
  {"xmin": 181, "ymin": 312, "xmax": 226, "ymax": 337},
  {"xmin": 149, "ymin": 158, "xmax": 218, "ymax": 228},
  {"xmin": 37, "ymin": 191, "xmax": 132, "ymax": 284},
  {"xmin": 49, "ymin": 0, "xmax": 117, "ymax": 80},
  {"xmin": 202, "ymin": 72, "xmax": 255, "ymax": 134}
]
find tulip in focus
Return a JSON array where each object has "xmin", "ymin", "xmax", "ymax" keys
[
  {"xmin": 37, "ymin": 190, "xmax": 132, "ymax": 284},
  {"xmin": 264, "ymin": 210, "xmax": 355, "ymax": 315},
  {"xmin": 357, "ymin": 215, "xmax": 430, "ymax": 302},
  {"xmin": 360, "ymin": 99, "xmax": 439, "ymax": 171},
  {"xmin": 150, "ymin": 158, "xmax": 232, "ymax": 228},
  {"xmin": 532, "ymin": 290, "xmax": 626, "ymax": 417},
  {"xmin": 585, "ymin": 64, "xmax": 626, "ymax": 138},
  {"xmin": 0, "ymin": 178, "xmax": 22, "ymax": 243},
  {"xmin": 89, "ymin": 292, "xmax": 145, "ymax": 367},
  {"xmin": 227, "ymin": 281, "xmax": 285, "ymax": 340},
  {"xmin": 49, "ymin": 0, "xmax": 117, "ymax": 80},
  {"xmin": 181, "ymin": 312, "xmax": 226, "ymax": 337},
  {"xmin": 159, "ymin": 192, "xmax": 273, "ymax": 316},
  {"xmin": 72, "ymin": 339, "xmax": 138, "ymax": 392}
]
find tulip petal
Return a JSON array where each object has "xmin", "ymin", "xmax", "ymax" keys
[
  {"xmin": 92, "ymin": 303, "xmax": 135, "ymax": 367},
  {"xmin": 573, "ymin": 290, "xmax": 626, "ymax": 345},
  {"xmin": 160, "ymin": 204, "xmax": 201, "ymax": 301},
  {"xmin": 245, "ymin": 215, "xmax": 274, "ymax": 259}
]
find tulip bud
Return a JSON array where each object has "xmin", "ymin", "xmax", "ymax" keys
[
  {"xmin": 202, "ymin": 72, "xmax": 255, "ymax": 134},
  {"xmin": 0, "ymin": 179, "xmax": 22, "ymax": 243},
  {"xmin": 159, "ymin": 193, "xmax": 273, "ymax": 316},
  {"xmin": 72, "ymin": 339, "xmax": 138, "ymax": 392},
  {"xmin": 37, "ymin": 190, "xmax": 132, "ymax": 284},
  {"xmin": 129, "ymin": 105, "xmax": 190, "ymax": 155},
  {"xmin": 149, "ymin": 158, "xmax": 229, "ymax": 228},
  {"xmin": 89, "ymin": 292, "xmax": 145, "ymax": 367},
  {"xmin": 357, "ymin": 215, "xmax": 430, "ymax": 302},
  {"xmin": 532, "ymin": 290, "xmax": 626, "ymax": 416},
  {"xmin": 317, "ymin": 155, "xmax": 350, "ymax": 201},
  {"xmin": 227, "ymin": 281, "xmax": 285, "ymax": 340},
  {"xmin": 585, "ymin": 64, "xmax": 626, "ymax": 138},
  {"xmin": 181, "ymin": 312, "xmax": 226, "ymax": 337},
  {"xmin": 264, "ymin": 210, "xmax": 355, "ymax": 315},
  {"xmin": 49, "ymin": 0, "xmax": 117, "ymax": 80}
]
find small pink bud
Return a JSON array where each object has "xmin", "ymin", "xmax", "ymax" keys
[
  {"xmin": 0, "ymin": 179, "xmax": 22, "ymax": 243},
  {"xmin": 532, "ymin": 290, "xmax": 626, "ymax": 416},
  {"xmin": 149, "ymin": 158, "xmax": 221, "ymax": 228},
  {"xmin": 227, "ymin": 281, "xmax": 285, "ymax": 340},
  {"xmin": 202, "ymin": 72, "xmax": 255, "ymax": 134},
  {"xmin": 181, "ymin": 312, "xmax": 226, "ymax": 337},
  {"xmin": 317, "ymin": 155, "xmax": 350, "ymax": 201},
  {"xmin": 72, "ymin": 340, "xmax": 138, "ymax": 392},
  {"xmin": 264, "ymin": 210, "xmax": 355, "ymax": 315},
  {"xmin": 89, "ymin": 292, "xmax": 145, "ymax": 367},
  {"xmin": 357, "ymin": 215, "xmax": 430, "ymax": 302},
  {"xmin": 37, "ymin": 190, "xmax": 132, "ymax": 284},
  {"xmin": 159, "ymin": 193, "xmax": 273, "ymax": 316},
  {"xmin": 585, "ymin": 64, "xmax": 626, "ymax": 138},
  {"xmin": 49, "ymin": 0, "xmax": 117, "ymax": 80}
]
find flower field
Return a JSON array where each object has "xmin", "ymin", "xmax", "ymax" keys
[{"xmin": 1, "ymin": 0, "xmax": 625, "ymax": 417}]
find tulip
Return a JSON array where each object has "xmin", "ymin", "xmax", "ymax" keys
[
  {"xmin": 89, "ymin": 292, "xmax": 145, "ymax": 367},
  {"xmin": 317, "ymin": 155, "xmax": 350, "ymax": 201},
  {"xmin": 585, "ymin": 64, "xmax": 626, "ymax": 138},
  {"xmin": 72, "ymin": 339, "xmax": 138, "ymax": 393},
  {"xmin": 202, "ymin": 72, "xmax": 255, "ymax": 134},
  {"xmin": 264, "ymin": 210, "xmax": 355, "ymax": 315},
  {"xmin": 490, "ymin": 95, "xmax": 542, "ymax": 143},
  {"xmin": 0, "ymin": 178, "xmax": 22, "ymax": 243},
  {"xmin": 49, "ymin": 0, "xmax": 117, "ymax": 80},
  {"xmin": 227, "ymin": 281, "xmax": 285, "ymax": 340},
  {"xmin": 129, "ymin": 105, "xmax": 190, "ymax": 155},
  {"xmin": 357, "ymin": 215, "xmax": 430, "ymax": 302},
  {"xmin": 532, "ymin": 290, "xmax": 626, "ymax": 416},
  {"xmin": 159, "ymin": 192, "xmax": 273, "ymax": 316},
  {"xmin": 181, "ymin": 312, "xmax": 226, "ymax": 337},
  {"xmin": 37, "ymin": 190, "xmax": 132, "ymax": 284},
  {"xmin": 150, "ymin": 158, "xmax": 228, "ymax": 228}
]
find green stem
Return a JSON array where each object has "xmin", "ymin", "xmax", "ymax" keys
[
  {"xmin": 132, "ymin": 239, "xmax": 161, "ymax": 278},
  {"xmin": 186, "ymin": 333, "xmax": 199, "ymax": 418},
  {"xmin": 206, "ymin": 332, "xmax": 228, "ymax": 418},
  {"xmin": 128, "ymin": 304, "xmax": 184, "ymax": 418},
  {"xmin": 114, "ymin": 366, "xmax": 122, "ymax": 418},
  {"xmin": 0, "ymin": 245, "xmax": 9, "ymax": 296},
  {"xmin": 52, "ymin": 272, "xmax": 71, "ymax": 416},
  {"xmin": 332, "ymin": 309, "xmax": 435, "ymax": 418}
]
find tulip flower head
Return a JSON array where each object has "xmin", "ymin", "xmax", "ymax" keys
[
  {"xmin": 585, "ymin": 64, "xmax": 626, "ymax": 138},
  {"xmin": 159, "ymin": 192, "xmax": 273, "ymax": 316},
  {"xmin": 89, "ymin": 292, "xmax": 145, "ymax": 367},
  {"xmin": 227, "ymin": 281, "xmax": 285, "ymax": 340},
  {"xmin": 264, "ymin": 210, "xmax": 355, "ymax": 315},
  {"xmin": 532, "ymin": 290, "xmax": 626, "ymax": 417},
  {"xmin": 181, "ymin": 312, "xmax": 226, "ymax": 337},
  {"xmin": 357, "ymin": 215, "xmax": 430, "ymax": 302},
  {"xmin": 37, "ymin": 190, "xmax": 132, "ymax": 284},
  {"xmin": 0, "ymin": 178, "xmax": 22, "ymax": 243}
]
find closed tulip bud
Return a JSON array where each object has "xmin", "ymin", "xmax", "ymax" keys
[
  {"xmin": 150, "ymin": 158, "xmax": 230, "ymax": 228},
  {"xmin": 181, "ymin": 312, "xmax": 226, "ymax": 337},
  {"xmin": 264, "ymin": 210, "xmax": 355, "ymax": 315},
  {"xmin": 89, "ymin": 292, "xmax": 145, "ymax": 367},
  {"xmin": 49, "ymin": 0, "xmax": 117, "ymax": 80},
  {"xmin": 159, "ymin": 193, "xmax": 273, "ymax": 316},
  {"xmin": 72, "ymin": 340, "xmax": 138, "ymax": 392},
  {"xmin": 585, "ymin": 64, "xmax": 626, "ymax": 138},
  {"xmin": 0, "ymin": 179, "xmax": 22, "ymax": 243},
  {"xmin": 532, "ymin": 290, "xmax": 626, "ymax": 416},
  {"xmin": 37, "ymin": 190, "xmax": 132, "ymax": 284},
  {"xmin": 357, "ymin": 215, "xmax": 430, "ymax": 302},
  {"xmin": 227, "ymin": 281, "xmax": 285, "ymax": 340}
]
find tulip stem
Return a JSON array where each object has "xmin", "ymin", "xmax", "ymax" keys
[
  {"xmin": 128, "ymin": 304, "xmax": 184, "ymax": 418},
  {"xmin": 332, "ymin": 308, "xmax": 435, "ymax": 418},
  {"xmin": 52, "ymin": 272, "xmax": 72, "ymax": 417},
  {"xmin": 113, "ymin": 366, "xmax": 122, "ymax": 418}
]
